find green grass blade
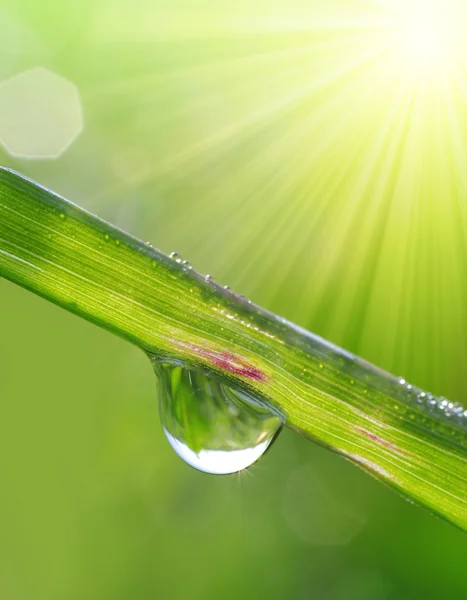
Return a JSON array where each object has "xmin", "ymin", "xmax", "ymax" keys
[{"xmin": 1, "ymin": 166, "xmax": 466, "ymax": 529}]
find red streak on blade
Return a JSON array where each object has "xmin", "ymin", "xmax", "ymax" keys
[
  {"xmin": 355, "ymin": 427, "xmax": 402, "ymax": 454},
  {"xmin": 169, "ymin": 340, "xmax": 269, "ymax": 382}
]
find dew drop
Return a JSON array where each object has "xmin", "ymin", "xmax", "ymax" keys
[
  {"xmin": 169, "ymin": 251, "xmax": 184, "ymax": 264},
  {"xmin": 151, "ymin": 361, "xmax": 283, "ymax": 475}
]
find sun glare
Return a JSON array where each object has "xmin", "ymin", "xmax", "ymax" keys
[
  {"xmin": 393, "ymin": 0, "xmax": 462, "ymax": 68},
  {"xmin": 402, "ymin": 16, "xmax": 446, "ymax": 62}
]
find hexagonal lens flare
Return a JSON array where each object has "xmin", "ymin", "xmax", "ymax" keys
[{"xmin": 0, "ymin": 67, "xmax": 83, "ymax": 159}]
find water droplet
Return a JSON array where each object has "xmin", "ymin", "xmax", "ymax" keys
[
  {"xmin": 152, "ymin": 361, "xmax": 283, "ymax": 475},
  {"xmin": 169, "ymin": 251, "xmax": 184, "ymax": 264},
  {"xmin": 223, "ymin": 285, "xmax": 230, "ymax": 290},
  {"xmin": 181, "ymin": 260, "xmax": 192, "ymax": 269},
  {"xmin": 205, "ymin": 274, "xmax": 212, "ymax": 281}
]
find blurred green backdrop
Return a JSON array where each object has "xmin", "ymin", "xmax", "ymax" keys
[{"xmin": 1, "ymin": 1, "xmax": 467, "ymax": 598}]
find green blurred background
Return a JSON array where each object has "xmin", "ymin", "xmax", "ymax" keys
[{"xmin": 1, "ymin": 1, "xmax": 467, "ymax": 598}]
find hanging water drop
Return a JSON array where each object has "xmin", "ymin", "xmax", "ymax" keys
[{"xmin": 151, "ymin": 361, "xmax": 283, "ymax": 475}]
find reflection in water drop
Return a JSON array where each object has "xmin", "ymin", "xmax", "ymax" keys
[{"xmin": 151, "ymin": 361, "xmax": 283, "ymax": 475}]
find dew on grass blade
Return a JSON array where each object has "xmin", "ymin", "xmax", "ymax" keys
[
  {"xmin": 151, "ymin": 360, "xmax": 283, "ymax": 474},
  {"xmin": 169, "ymin": 251, "xmax": 182, "ymax": 263}
]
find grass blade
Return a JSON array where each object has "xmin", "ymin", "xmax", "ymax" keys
[{"xmin": 1, "ymin": 166, "xmax": 466, "ymax": 529}]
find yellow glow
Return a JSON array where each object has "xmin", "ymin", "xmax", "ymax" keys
[
  {"xmin": 401, "ymin": 15, "xmax": 447, "ymax": 62},
  {"xmin": 392, "ymin": 0, "xmax": 463, "ymax": 69},
  {"xmin": 87, "ymin": 0, "xmax": 467, "ymax": 373}
]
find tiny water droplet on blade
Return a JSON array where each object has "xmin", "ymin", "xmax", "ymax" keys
[
  {"xmin": 151, "ymin": 361, "xmax": 283, "ymax": 475},
  {"xmin": 169, "ymin": 251, "xmax": 184, "ymax": 264}
]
